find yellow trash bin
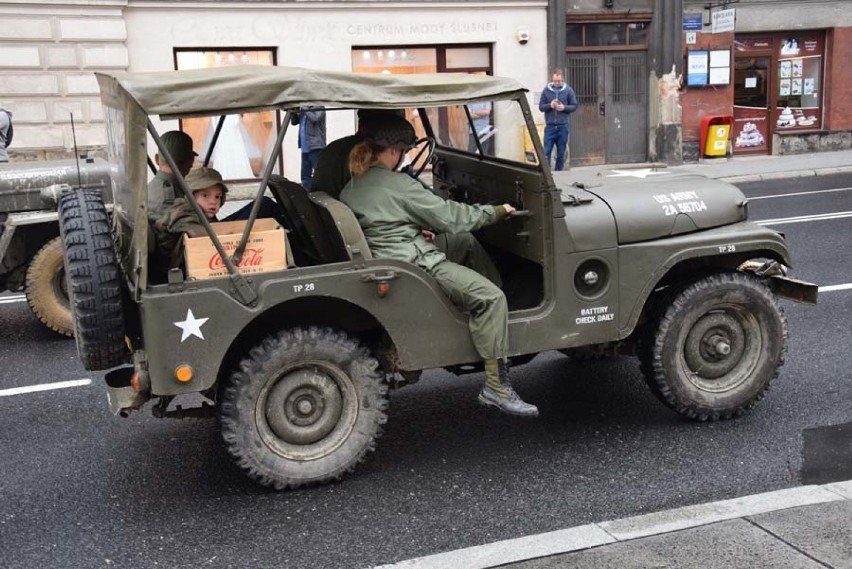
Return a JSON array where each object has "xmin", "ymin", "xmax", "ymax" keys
[{"xmin": 701, "ymin": 115, "xmax": 733, "ymax": 157}]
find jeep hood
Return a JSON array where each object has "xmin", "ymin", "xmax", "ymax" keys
[{"xmin": 556, "ymin": 169, "xmax": 748, "ymax": 244}]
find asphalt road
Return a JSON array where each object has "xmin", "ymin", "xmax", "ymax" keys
[{"xmin": 1, "ymin": 174, "xmax": 850, "ymax": 569}]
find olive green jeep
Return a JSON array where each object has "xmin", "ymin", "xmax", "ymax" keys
[{"xmin": 59, "ymin": 65, "xmax": 816, "ymax": 489}]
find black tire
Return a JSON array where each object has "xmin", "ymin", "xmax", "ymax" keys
[
  {"xmin": 641, "ymin": 272, "xmax": 786, "ymax": 421},
  {"xmin": 219, "ymin": 327, "xmax": 388, "ymax": 489},
  {"xmin": 58, "ymin": 189, "xmax": 127, "ymax": 370},
  {"xmin": 25, "ymin": 237, "xmax": 73, "ymax": 336}
]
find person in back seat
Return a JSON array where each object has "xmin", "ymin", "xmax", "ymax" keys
[
  {"xmin": 153, "ymin": 167, "xmax": 228, "ymax": 272},
  {"xmin": 148, "ymin": 130, "xmax": 197, "ymax": 220},
  {"xmin": 340, "ymin": 114, "xmax": 538, "ymax": 418}
]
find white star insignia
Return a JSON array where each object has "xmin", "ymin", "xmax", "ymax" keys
[
  {"xmin": 607, "ymin": 168, "xmax": 669, "ymax": 179},
  {"xmin": 174, "ymin": 309, "xmax": 209, "ymax": 343}
]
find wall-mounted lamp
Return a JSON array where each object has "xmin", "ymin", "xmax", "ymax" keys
[{"xmin": 604, "ymin": 0, "xmax": 614, "ymax": 8}]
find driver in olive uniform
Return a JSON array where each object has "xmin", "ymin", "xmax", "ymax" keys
[{"xmin": 340, "ymin": 114, "xmax": 538, "ymax": 417}]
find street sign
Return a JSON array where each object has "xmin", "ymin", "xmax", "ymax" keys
[
  {"xmin": 683, "ymin": 14, "xmax": 702, "ymax": 31},
  {"xmin": 711, "ymin": 8, "xmax": 736, "ymax": 34}
]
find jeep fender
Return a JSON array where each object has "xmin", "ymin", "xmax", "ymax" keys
[{"xmin": 617, "ymin": 222, "xmax": 791, "ymax": 337}]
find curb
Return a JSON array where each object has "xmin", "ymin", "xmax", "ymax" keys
[
  {"xmin": 717, "ymin": 165, "xmax": 852, "ymax": 184},
  {"xmin": 370, "ymin": 480, "xmax": 852, "ymax": 569}
]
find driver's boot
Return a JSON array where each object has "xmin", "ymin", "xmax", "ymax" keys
[{"xmin": 478, "ymin": 359, "xmax": 539, "ymax": 417}]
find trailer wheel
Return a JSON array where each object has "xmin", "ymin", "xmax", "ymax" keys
[
  {"xmin": 25, "ymin": 237, "xmax": 73, "ymax": 337},
  {"xmin": 58, "ymin": 189, "xmax": 128, "ymax": 370},
  {"xmin": 640, "ymin": 272, "xmax": 786, "ymax": 421},
  {"xmin": 219, "ymin": 327, "xmax": 388, "ymax": 489}
]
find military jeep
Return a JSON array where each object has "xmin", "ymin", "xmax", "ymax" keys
[
  {"xmin": 60, "ymin": 65, "xmax": 816, "ymax": 489},
  {"xmin": 0, "ymin": 158, "xmax": 110, "ymax": 335}
]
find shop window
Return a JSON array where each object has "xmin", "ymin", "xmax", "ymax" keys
[
  {"xmin": 628, "ymin": 23, "xmax": 648, "ymax": 45},
  {"xmin": 352, "ymin": 48, "xmax": 437, "ymax": 74},
  {"xmin": 174, "ymin": 49, "xmax": 277, "ymax": 181},
  {"xmin": 445, "ymin": 47, "xmax": 490, "ymax": 69},
  {"xmin": 566, "ymin": 25, "xmax": 583, "ymax": 48},
  {"xmin": 586, "ymin": 23, "xmax": 625, "ymax": 46},
  {"xmin": 777, "ymin": 56, "xmax": 820, "ymax": 110},
  {"xmin": 773, "ymin": 34, "xmax": 823, "ymax": 130},
  {"xmin": 565, "ymin": 21, "xmax": 649, "ymax": 50},
  {"xmin": 351, "ymin": 46, "xmax": 507, "ymax": 161}
]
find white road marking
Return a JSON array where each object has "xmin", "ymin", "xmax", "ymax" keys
[
  {"xmin": 607, "ymin": 168, "xmax": 669, "ymax": 179},
  {"xmin": 373, "ymin": 483, "xmax": 850, "ymax": 569},
  {"xmin": 819, "ymin": 283, "xmax": 852, "ymax": 292},
  {"xmin": 749, "ymin": 186, "xmax": 852, "ymax": 200},
  {"xmin": 757, "ymin": 210, "xmax": 852, "ymax": 225},
  {"xmin": 0, "ymin": 378, "xmax": 92, "ymax": 397}
]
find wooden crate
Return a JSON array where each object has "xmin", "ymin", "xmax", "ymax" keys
[{"xmin": 184, "ymin": 218, "xmax": 286, "ymax": 280}]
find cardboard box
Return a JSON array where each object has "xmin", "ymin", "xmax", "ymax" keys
[{"xmin": 184, "ymin": 218, "xmax": 287, "ymax": 280}]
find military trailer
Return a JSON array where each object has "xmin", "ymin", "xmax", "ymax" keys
[
  {"xmin": 60, "ymin": 66, "xmax": 816, "ymax": 489},
  {"xmin": 0, "ymin": 158, "xmax": 111, "ymax": 335}
]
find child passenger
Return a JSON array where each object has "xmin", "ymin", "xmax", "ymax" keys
[{"xmin": 153, "ymin": 166, "xmax": 227, "ymax": 271}]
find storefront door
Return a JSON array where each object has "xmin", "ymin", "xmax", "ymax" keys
[
  {"xmin": 733, "ymin": 56, "xmax": 771, "ymax": 154},
  {"xmin": 566, "ymin": 51, "xmax": 648, "ymax": 166}
]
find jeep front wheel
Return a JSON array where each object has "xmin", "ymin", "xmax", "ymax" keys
[
  {"xmin": 219, "ymin": 327, "xmax": 388, "ymax": 489},
  {"xmin": 25, "ymin": 237, "xmax": 72, "ymax": 336},
  {"xmin": 641, "ymin": 272, "xmax": 786, "ymax": 421}
]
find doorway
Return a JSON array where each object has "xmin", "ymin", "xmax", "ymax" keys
[
  {"xmin": 733, "ymin": 56, "xmax": 771, "ymax": 155},
  {"xmin": 566, "ymin": 51, "xmax": 648, "ymax": 166}
]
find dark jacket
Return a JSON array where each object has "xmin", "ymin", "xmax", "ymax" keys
[
  {"xmin": 293, "ymin": 106, "xmax": 327, "ymax": 151},
  {"xmin": 153, "ymin": 198, "xmax": 211, "ymax": 271},
  {"xmin": 538, "ymin": 83, "xmax": 578, "ymax": 127}
]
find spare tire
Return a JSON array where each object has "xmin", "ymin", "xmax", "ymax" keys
[
  {"xmin": 58, "ymin": 189, "xmax": 128, "ymax": 370},
  {"xmin": 25, "ymin": 236, "xmax": 73, "ymax": 337}
]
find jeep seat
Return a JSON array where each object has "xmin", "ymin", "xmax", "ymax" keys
[
  {"xmin": 266, "ymin": 176, "xmax": 344, "ymax": 265},
  {"xmin": 308, "ymin": 191, "xmax": 372, "ymax": 262}
]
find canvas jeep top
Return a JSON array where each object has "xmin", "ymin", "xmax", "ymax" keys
[{"xmin": 58, "ymin": 65, "xmax": 816, "ymax": 489}]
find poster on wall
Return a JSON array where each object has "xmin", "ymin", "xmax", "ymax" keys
[
  {"xmin": 687, "ymin": 50, "xmax": 709, "ymax": 86},
  {"xmin": 687, "ymin": 49, "xmax": 730, "ymax": 86},
  {"xmin": 733, "ymin": 107, "xmax": 769, "ymax": 153}
]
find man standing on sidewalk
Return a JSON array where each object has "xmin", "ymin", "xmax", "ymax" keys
[{"xmin": 538, "ymin": 68, "xmax": 577, "ymax": 171}]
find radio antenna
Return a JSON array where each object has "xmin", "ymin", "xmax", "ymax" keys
[{"xmin": 70, "ymin": 112, "xmax": 82, "ymax": 188}]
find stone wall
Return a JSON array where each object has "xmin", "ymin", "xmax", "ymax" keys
[{"xmin": 0, "ymin": 1, "xmax": 128, "ymax": 162}]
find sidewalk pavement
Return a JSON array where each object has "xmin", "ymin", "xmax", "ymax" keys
[
  {"xmin": 374, "ymin": 481, "xmax": 852, "ymax": 569},
  {"xmin": 373, "ymin": 149, "xmax": 852, "ymax": 569},
  {"xmin": 567, "ymin": 148, "xmax": 852, "ymax": 185}
]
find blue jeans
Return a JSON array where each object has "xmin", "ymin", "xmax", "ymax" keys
[
  {"xmin": 543, "ymin": 124, "xmax": 569, "ymax": 171},
  {"xmin": 301, "ymin": 149, "xmax": 322, "ymax": 191}
]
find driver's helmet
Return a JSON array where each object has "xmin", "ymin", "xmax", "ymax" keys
[{"xmin": 367, "ymin": 114, "xmax": 416, "ymax": 150}]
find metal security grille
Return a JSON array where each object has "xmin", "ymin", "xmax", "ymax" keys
[
  {"xmin": 607, "ymin": 53, "xmax": 647, "ymax": 163},
  {"xmin": 566, "ymin": 51, "xmax": 647, "ymax": 166},
  {"xmin": 567, "ymin": 56, "xmax": 605, "ymax": 165}
]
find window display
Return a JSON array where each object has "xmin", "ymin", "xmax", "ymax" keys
[{"xmin": 775, "ymin": 35, "xmax": 822, "ymax": 130}]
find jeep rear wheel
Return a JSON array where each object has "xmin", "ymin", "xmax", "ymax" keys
[
  {"xmin": 25, "ymin": 237, "xmax": 72, "ymax": 336},
  {"xmin": 642, "ymin": 272, "xmax": 786, "ymax": 421},
  {"xmin": 58, "ymin": 189, "xmax": 127, "ymax": 370},
  {"xmin": 219, "ymin": 327, "xmax": 388, "ymax": 489}
]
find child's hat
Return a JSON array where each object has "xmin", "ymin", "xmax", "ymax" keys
[{"xmin": 185, "ymin": 167, "xmax": 228, "ymax": 194}]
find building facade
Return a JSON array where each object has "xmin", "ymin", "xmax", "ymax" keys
[
  {"xmin": 2, "ymin": 0, "xmax": 850, "ymax": 168},
  {"xmin": 681, "ymin": 0, "xmax": 852, "ymax": 160},
  {"xmin": 0, "ymin": 0, "xmax": 547, "ymax": 175}
]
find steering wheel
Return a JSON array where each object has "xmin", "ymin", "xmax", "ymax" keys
[{"xmin": 401, "ymin": 137, "xmax": 436, "ymax": 179}]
